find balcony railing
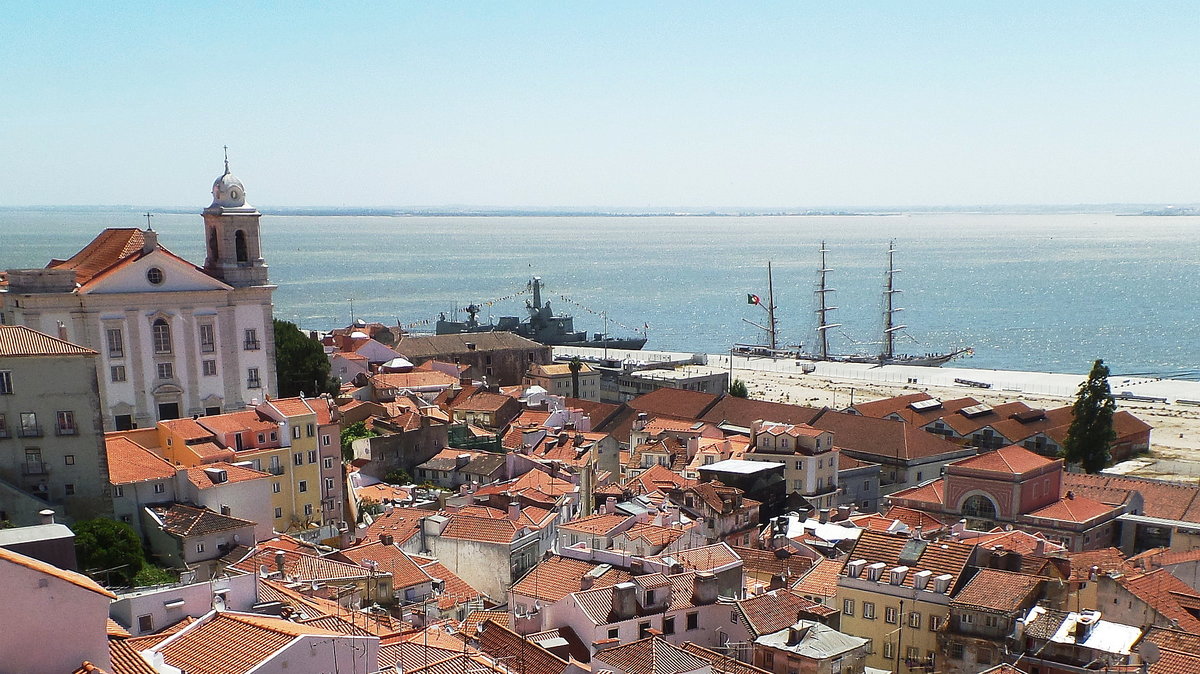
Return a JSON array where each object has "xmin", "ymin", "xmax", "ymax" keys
[
  {"xmin": 56, "ymin": 426, "xmax": 78, "ymax": 436},
  {"xmin": 18, "ymin": 425, "xmax": 43, "ymax": 438},
  {"xmin": 244, "ymin": 340, "xmax": 261, "ymax": 351},
  {"xmin": 21, "ymin": 462, "xmax": 48, "ymax": 475},
  {"xmin": 269, "ymin": 465, "xmax": 285, "ymax": 476},
  {"xmin": 247, "ymin": 378, "xmax": 262, "ymax": 389}
]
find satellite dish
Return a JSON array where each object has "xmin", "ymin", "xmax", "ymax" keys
[
  {"xmin": 1138, "ymin": 641, "xmax": 1161, "ymax": 665},
  {"xmin": 212, "ymin": 594, "xmax": 227, "ymax": 612}
]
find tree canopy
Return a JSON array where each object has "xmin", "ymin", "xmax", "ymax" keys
[
  {"xmin": 342, "ymin": 420, "xmax": 380, "ymax": 461},
  {"xmin": 274, "ymin": 319, "xmax": 339, "ymax": 397},
  {"xmin": 729, "ymin": 378, "xmax": 749, "ymax": 398},
  {"xmin": 74, "ymin": 518, "xmax": 144, "ymax": 586},
  {"xmin": 1061, "ymin": 359, "xmax": 1117, "ymax": 474}
]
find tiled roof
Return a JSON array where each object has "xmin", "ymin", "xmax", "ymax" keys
[
  {"xmin": 881, "ymin": 506, "xmax": 947, "ymax": 532},
  {"xmin": 699, "ymin": 397, "xmax": 822, "ymax": 427},
  {"xmin": 1024, "ymin": 493, "xmax": 1118, "ymax": 524},
  {"xmin": 511, "ymin": 555, "xmax": 632, "ymax": 602},
  {"xmin": 106, "ymin": 436, "xmax": 177, "ymax": 484},
  {"xmin": 196, "ymin": 409, "xmax": 279, "ymax": 437},
  {"xmin": 629, "ymin": 388, "xmax": 723, "ymax": 420},
  {"xmin": 888, "ymin": 479, "xmax": 945, "ymax": 506},
  {"xmin": 595, "ymin": 636, "xmax": 710, "ymax": 674},
  {"xmin": 940, "ymin": 401, "xmax": 1034, "ymax": 437},
  {"xmin": 791, "ymin": 557, "xmax": 841, "ymax": 599},
  {"xmin": 850, "ymin": 393, "xmax": 935, "ymax": 418},
  {"xmin": 560, "ymin": 513, "xmax": 630, "ymax": 535},
  {"xmin": 1143, "ymin": 627, "xmax": 1200, "ymax": 674},
  {"xmin": 966, "ymin": 529, "xmax": 1065, "ymax": 556},
  {"xmin": 476, "ymin": 619, "xmax": 569, "ymax": 674},
  {"xmin": 160, "ymin": 417, "xmax": 215, "ymax": 441},
  {"xmin": 460, "ymin": 610, "xmax": 511, "ymax": 637},
  {"xmin": 152, "ymin": 504, "xmax": 255, "ymax": 538},
  {"xmin": 1064, "ymin": 472, "xmax": 1200, "ymax": 523},
  {"xmin": 650, "ymin": 542, "xmax": 741, "ymax": 572},
  {"xmin": 951, "ymin": 569, "xmax": 1043, "ymax": 613},
  {"xmin": 0, "ymin": 545, "xmax": 115, "ymax": 598},
  {"xmin": 362, "ymin": 507, "xmax": 429, "ymax": 546},
  {"xmin": 620, "ymin": 523, "xmax": 687, "ymax": 549},
  {"xmin": 337, "ymin": 541, "xmax": 432, "ymax": 589},
  {"xmin": 735, "ymin": 589, "xmax": 838, "ymax": 637},
  {"xmin": 107, "ymin": 617, "xmax": 132, "ymax": 637},
  {"xmin": 810, "ymin": 409, "xmax": 969, "ymax": 462},
  {"xmin": 677, "ymin": 643, "xmax": 774, "ymax": 674},
  {"xmin": 1065, "ymin": 548, "xmax": 1137, "ymax": 583},
  {"xmin": 841, "ymin": 529, "xmax": 976, "ymax": 591},
  {"xmin": 454, "ymin": 391, "xmax": 518, "ymax": 413},
  {"xmin": 109, "ymin": 638, "xmax": 158, "ymax": 674},
  {"xmin": 47, "ymin": 227, "xmax": 145, "ymax": 284},
  {"xmin": 373, "ymin": 371, "xmax": 460, "ymax": 390},
  {"xmin": 413, "ymin": 554, "xmax": 491, "ymax": 608},
  {"xmin": 627, "ymin": 463, "xmax": 695, "ymax": 495},
  {"xmin": 396, "ymin": 332, "xmax": 545, "ymax": 358},
  {"xmin": 183, "ymin": 462, "xmax": 270, "ymax": 489},
  {"xmin": 732, "ymin": 546, "xmax": 815, "ymax": 580},
  {"xmin": 950, "ymin": 445, "xmax": 1058, "ymax": 475},
  {"xmin": 233, "ymin": 547, "xmax": 373, "ymax": 582},
  {"xmin": 0, "ymin": 324, "xmax": 96, "ymax": 356},
  {"xmin": 152, "ymin": 611, "xmax": 348, "ymax": 674},
  {"xmin": 1118, "ymin": 569, "xmax": 1200, "ymax": 632}
]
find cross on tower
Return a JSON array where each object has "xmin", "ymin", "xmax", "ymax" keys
[
  {"xmin": 144, "ymin": 212, "xmax": 154, "ymax": 229},
  {"xmin": 223, "ymin": 145, "xmax": 230, "ymax": 174}
]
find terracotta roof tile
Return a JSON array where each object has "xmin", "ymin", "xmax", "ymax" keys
[
  {"xmin": 152, "ymin": 611, "xmax": 349, "ymax": 674},
  {"xmin": 648, "ymin": 542, "xmax": 741, "ymax": 572},
  {"xmin": 791, "ymin": 557, "xmax": 841, "ymax": 599},
  {"xmin": 511, "ymin": 555, "xmax": 633, "ymax": 602},
  {"xmin": 950, "ymin": 445, "xmax": 1059, "ymax": 475},
  {"xmin": 1064, "ymin": 548, "xmax": 1137, "ymax": 583},
  {"xmin": 951, "ymin": 569, "xmax": 1043, "ymax": 613},
  {"xmin": 362, "ymin": 507, "xmax": 429, "ymax": 546},
  {"xmin": 560, "ymin": 513, "xmax": 631, "ymax": 535},
  {"xmin": 233, "ymin": 547, "xmax": 373, "ymax": 582},
  {"xmin": 183, "ymin": 462, "xmax": 269, "ymax": 489},
  {"xmin": 735, "ymin": 589, "xmax": 838, "ymax": 637},
  {"xmin": 699, "ymin": 397, "xmax": 822, "ymax": 427},
  {"xmin": 47, "ymin": 227, "xmax": 145, "ymax": 284},
  {"xmin": 595, "ymin": 636, "xmax": 710, "ymax": 674},
  {"xmin": 812, "ymin": 410, "xmax": 969, "ymax": 463},
  {"xmin": 413, "ymin": 555, "xmax": 490, "ymax": 608},
  {"xmin": 105, "ymin": 436, "xmax": 177, "ymax": 484},
  {"xmin": 109, "ymin": 638, "xmax": 158, "ymax": 674},
  {"xmin": 476, "ymin": 619, "xmax": 568, "ymax": 674},
  {"xmin": 850, "ymin": 393, "xmax": 936, "ymax": 418},
  {"xmin": 841, "ymin": 529, "xmax": 975, "ymax": 591},
  {"xmin": 677, "ymin": 643, "xmax": 774, "ymax": 674},
  {"xmin": 0, "ymin": 324, "xmax": 96, "ymax": 356},
  {"xmin": 1118, "ymin": 569, "xmax": 1200, "ymax": 633},
  {"xmin": 1024, "ymin": 494, "xmax": 1118, "ymax": 524},
  {"xmin": 337, "ymin": 541, "xmax": 432, "ymax": 589},
  {"xmin": 1064, "ymin": 473, "xmax": 1200, "ymax": 523},
  {"xmin": 460, "ymin": 610, "xmax": 511, "ymax": 637},
  {"xmin": 151, "ymin": 503, "xmax": 255, "ymax": 538},
  {"xmin": 732, "ymin": 546, "xmax": 815, "ymax": 580}
]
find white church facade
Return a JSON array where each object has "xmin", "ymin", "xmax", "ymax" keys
[{"xmin": 0, "ymin": 161, "xmax": 277, "ymax": 430}]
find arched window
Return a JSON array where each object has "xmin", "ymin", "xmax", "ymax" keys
[
  {"xmin": 152, "ymin": 318, "xmax": 172, "ymax": 354},
  {"xmin": 961, "ymin": 494, "xmax": 997, "ymax": 521},
  {"xmin": 209, "ymin": 228, "xmax": 219, "ymax": 260},
  {"xmin": 235, "ymin": 230, "xmax": 248, "ymax": 263}
]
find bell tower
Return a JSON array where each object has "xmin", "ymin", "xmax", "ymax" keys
[{"xmin": 203, "ymin": 149, "xmax": 269, "ymax": 287}]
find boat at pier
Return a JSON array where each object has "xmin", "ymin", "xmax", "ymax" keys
[{"xmin": 435, "ymin": 277, "xmax": 648, "ymax": 350}]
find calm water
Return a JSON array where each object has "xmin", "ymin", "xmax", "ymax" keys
[{"xmin": 3, "ymin": 209, "xmax": 1199, "ymax": 379}]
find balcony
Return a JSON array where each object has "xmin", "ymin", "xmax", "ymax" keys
[
  {"xmin": 18, "ymin": 425, "xmax": 43, "ymax": 438},
  {"xmin": 244, "ymin": 340, "xmax": 261, "ymax": 351},
  {"xmin": 269, "ymin": 465, "xmax": 285, "ymax": 476},
  {"xmin": 56, "ymin": 426, "xmax": 78, "ymax": 436},
  {"xmin": 21, "ymin": 462, "xmax": 48, "ymax": 476},
  {"xmin": 247, "ymin": 378, "xmax": 262, "ymax": 389}
]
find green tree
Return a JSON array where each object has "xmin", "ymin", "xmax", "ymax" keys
[
  {"xmin": 729, "ymin": 378, "xmax": 749, "ymax": 398},
  {"xmin": 341, "ymin": 420, "xmax": 380, "ymax": 461},
  {"xmin": 274, "ymin": 319, "xmax": 339, "ymax": 398},
  {"xmin": 384, "ymin": 469, "xmax": 412, "ymax": 485},
  {"xmin": 1061, "ymin": 359, "xmax": 1117, "ymax": 474},
  {"xmin": 568, "ymin": 356, "xmax": 582, "ymax": 398},
  {"xmin": 74, "ymin": 519, "xmax": 144, "ymax": 586}
]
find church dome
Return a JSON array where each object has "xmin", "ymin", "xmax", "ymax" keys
[{"xmin": 211, "ymin": 169, "xmax": 247, "ymax": 208}]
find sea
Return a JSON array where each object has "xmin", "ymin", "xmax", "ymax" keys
[{"xmin": 3, "ymin": 209, "xmax": 1198, "ymax": 380}]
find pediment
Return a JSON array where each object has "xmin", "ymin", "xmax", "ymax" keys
[{"xmin": 80, "ymin": 249, "xmax": 233, "ymax": 294}]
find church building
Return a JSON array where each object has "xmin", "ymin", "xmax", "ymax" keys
[{"xmin": 0, "ymin": 159, "xmax": 277, "ymax": 430}]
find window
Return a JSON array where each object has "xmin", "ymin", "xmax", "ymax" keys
[
  {"xmin": 196, "ymin": 542, "xmax": 205, "ymax": 553},
  {"xmin": 909, "ymin": 611, "xmax": 922, "ymax": 628},
  {"xmin": 114, "ymin": 414, "xmax": 133, "ymax": 431},
  {"xmin": 607, "ymin": 627, "xmax": 619, "ymax": 639},
  {"xmin": 292, "ymin": 425, "xmax": 301, "ymax": 439},
  {"xmin": 157, "ymin": 362, "xmax": 174, "ymax": 379},
  {"xmin": 19, "ymin": 412, "xmax": 39, "ymax": 437},
  {"xmin": 949, "ymin": 643, "xmax": 964, "ymax": 660},
  {"xmin": 960, "ymin": 613, "xmax": 974, "ymax": 625},
  {"xmin": 686, "ymin": 612, "xmax": 698, "ymax": 630},
  {"xmin": 323, "ymin": 457, "xmax": 334, "ymax": 470},
  {"xmin": 114, "ymin": 485, "xmax": 124, "ymax": 497},
  {"xmin": 293, "ymin": 452, "xmax": 303, "ymax": 466},
  {"xmin": 906, "ymin": 646, "xmax": 920, "ymax": 660},
  {"xmin": 322, "ymin": 435, "xmax": 331, "ymax": 446},
  {"xmin": 929, "ymin": 615, "xmax": 943, "ymax": 631},
  {"xmin": 730, "ymin": 609, "xmax": 738, "ymax": 623},
  {"xmin": 199, "ymin": 324, "xmax": 215, "ymax": 353},
  {"xmin": 863, "ymin": 480, "xmax": 870, "ymax": 490},
  {"xmin": 272, "ymin": 482, "xmax": 281, "ymax": 493},
  {"xmin": 138, "ymin": 615, "xmax": 153, "ymax": 633},
  {"xmin": 639, "ymin": 621, "xmax": 651, "ymax": 638},
  {"xmin": 306, "ymin": 423, "xmax": 315, "ymax": 437},
  {"xmin": 793, "ymin": 480, "xmax": 802, "ymax": 491},
  {"xmin": 56, "ymin": 411, "xmax": 76, "ymax": 435},
  {"xmin": 146, "ymin": 267, "xmax": 164, "ymax": 285},
  {"xmin": 65, "ymin": 454, "xmax": 75, "ymax": 465},
  {"xmin": 985, "ymin": 615, "xmax": 1001, "ymax": 628},
  {"xmin": 883, "ymin": 642, "xmax": 894, "ymax": 659},
  {"xmin": 106, "ymin": 328, "xmax": 124, "ymax": 357},
  {"xmin": 153, "ymin": 482, "xmax": 166, "ymax": 494},
  {"xmin": 111, "ymin": 365, "xmax": 126, "ymax": 382},
  {"xmin": 299, "ymin": 480, "xmax": 308, "ymax": 493},
  {"xmin": 863, "ymin": 602, "xmax": 876, "ymax": 619},
  {"xmin": 794, "ymin": 459, "xmax": 803, "ymax": 470},
  {"xmin": 843, "ymin": 598, "xmax": 855, "ymax": 616},
  {"xmin": 244, "ymin": 328, "xmax": 260, "ymax": 351},
  {"xmin": 0, "ymin": 413, "xmax": 8, "ymax": 438},
  {"xmin": 0, "ymin": 371, "xmax": 11, "ymax": 394},
  {"xmin": 203, "ymin": 360, "xmax": 217, "ymax": 376},
  {"xmin": 304, "ymin": 503, "xmax": 313, "ymax": 516},
  {"xmin": 864, "ymin": 638, "xmax": 873, "ymax": 654},
  {"xmin": 885, "ymin": 606, "xmax": 898, "ymax": 624},
  {"xmin": 818, "ymin": 457, "xmax": 823, "ymax": 469},
  {"xmin": 152, "ymin": 318, "xmax": 172, "ymax": 353},
  {"xmin": 762, "ymin": 652, "xmax": 774, "ymax": 669},
  {"xmin": 65, "ymin": 483, "xmax": 75, "ymax": 495},
  {"xmin": 663, "ymin": 616, "xmax": 675, "ymax": 635},
  {"xmin": 274, "ymin": 507, "xmax": 283, "ymax": 519},
  {"xmin": 121, "ymin": 514, "xmax": 131, "ymax": 522},
  {"xmin": 308, "ymin": 450, "xmax": 317, "ymax": 463},
  {"xmin": 324, "ymin": 478, "xmax": 334, "ymax": 491},
  {"xmin": 247, "ymin": 368, "xmax": 261, "ymax": 388}
]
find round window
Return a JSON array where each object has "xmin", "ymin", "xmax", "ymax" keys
[
  {"xmin": 147, "ymin": 267, "xmax": 164, "ymax": 285},
  {"xmin": 230, "ymin": 189, "xmax": 239, "ymax": 200}
]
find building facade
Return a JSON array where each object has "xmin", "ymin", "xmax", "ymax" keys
[{"xmin": 0, "ymin": 160, "xmax": 276, "ymax": 430}]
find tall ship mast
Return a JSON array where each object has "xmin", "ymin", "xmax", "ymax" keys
[
  {"xmin": 735, "ymin": 261, "xmax": 798, "ymax": 357},
  {"xmin": 882, "ymin": 240, "xmax": 905, "ymax": 361},
  {"xmin": 815, "ymin": 241, "xmax": 842, "ymax": 360}
]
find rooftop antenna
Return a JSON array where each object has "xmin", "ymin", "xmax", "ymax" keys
[{"xmin": 223, "ymin": 144, "xmax": 230, "ymax": 174}]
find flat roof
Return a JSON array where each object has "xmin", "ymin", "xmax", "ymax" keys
[{"xmin": 700, "ymin": 459, "xmax": 785, "ymax": 474}]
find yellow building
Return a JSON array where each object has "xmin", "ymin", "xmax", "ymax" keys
[{"xmin": 835, "ymin": 529, "xmax": 977, "ymax": 672}]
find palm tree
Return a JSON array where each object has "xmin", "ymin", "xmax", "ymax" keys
[{"xmin": 569, "ymin": 356, "xmax": 582, "ymax": 398}]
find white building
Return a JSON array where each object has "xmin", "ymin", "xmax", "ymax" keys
[{"xmin": 1, "ymin": 159, "xmax": 276, "ymax": 430}]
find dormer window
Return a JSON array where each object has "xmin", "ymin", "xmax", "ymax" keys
[{"xmin": 781, "ymin": 438, "xmax": 789, "ymax": 449}]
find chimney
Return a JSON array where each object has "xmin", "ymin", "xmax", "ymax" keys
[
  {"xmin": 274, "ymin": 551, "xmax": 287, "ymax": 575},
  {"xmin": 787, "ymin": 624, "xmax": 809, "ymax": 646},
  {"xmin": 837, "ymin": 505, "xmax": 851, "ymax": 521},
  {"xmin": 630, "ymin": 559, "xmax": 646, "ymax": 576},
  {"xmin": 634, "ymin": 412, "xmax": 648, "ymax": 432},
  {"xmin": 558, "ymin": 432, "xmax": 569, "ymax": 447},
  {"xmin": 509, "ymin": 501, "xmax": 522, "ymax": 521},
  {"xmin": 818, "ymin": 509, "xmax": 830, "ymax": 524},
  {"xmin": 38, "ymin": 509, "xmax": 55, "ymax": 525},
  {"xmin": 455, "ymin": 453, "xmax": 471, "ymax": 469},
  {"xmin": 379, "ymin": 533, "xmax": 394, "ymax": 546},
  {"xmin": 142, "ymin": 227, "xmax": 158, "ymax": 253},
  {"xmin": 56, "ymin": 321, "xmax": 68, "ymax": 341},
  {"xmin": 692, "ymin": 572, "xmax": 719, "ymax": 605},
  {"xmin": 769, "ymin": 572, "xmax": 786, "ymax": 591},
  {"xmin": 606, "ymin": 497, "xmax": 618, "ymax": 514},
  {"xmin": 1034, "ymin": 538, "xmax": 1047, "ymax": 555},
  {"xmin": 613, "ymin": 582, "xmax": 637, "ymax": 619},
  {"xmin": 459, "ymin": 483, "xmax": 470, "ymax": 496}
]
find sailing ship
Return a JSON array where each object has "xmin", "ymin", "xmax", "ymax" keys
[
  {"xmin": 738, "ymin": 242, "xmax": 970, "ymax": 366},
  {"xmin": 435, "ymin": 277, "xmax": 648, "ymax": 350}
]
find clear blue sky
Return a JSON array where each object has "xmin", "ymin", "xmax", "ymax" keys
[{"xmin": 2, "ymin": 3, "xmax": 1197, "ymax": 208}]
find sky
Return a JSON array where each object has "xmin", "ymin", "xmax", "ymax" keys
[{"xmin": 1, "ymin": 3, "xmax": 1197, "ymax": 209}]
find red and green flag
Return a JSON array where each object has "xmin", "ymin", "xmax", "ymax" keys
[{"xmin": 747, "ymin": 293, "xmax": 761, "ymax": 305}]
